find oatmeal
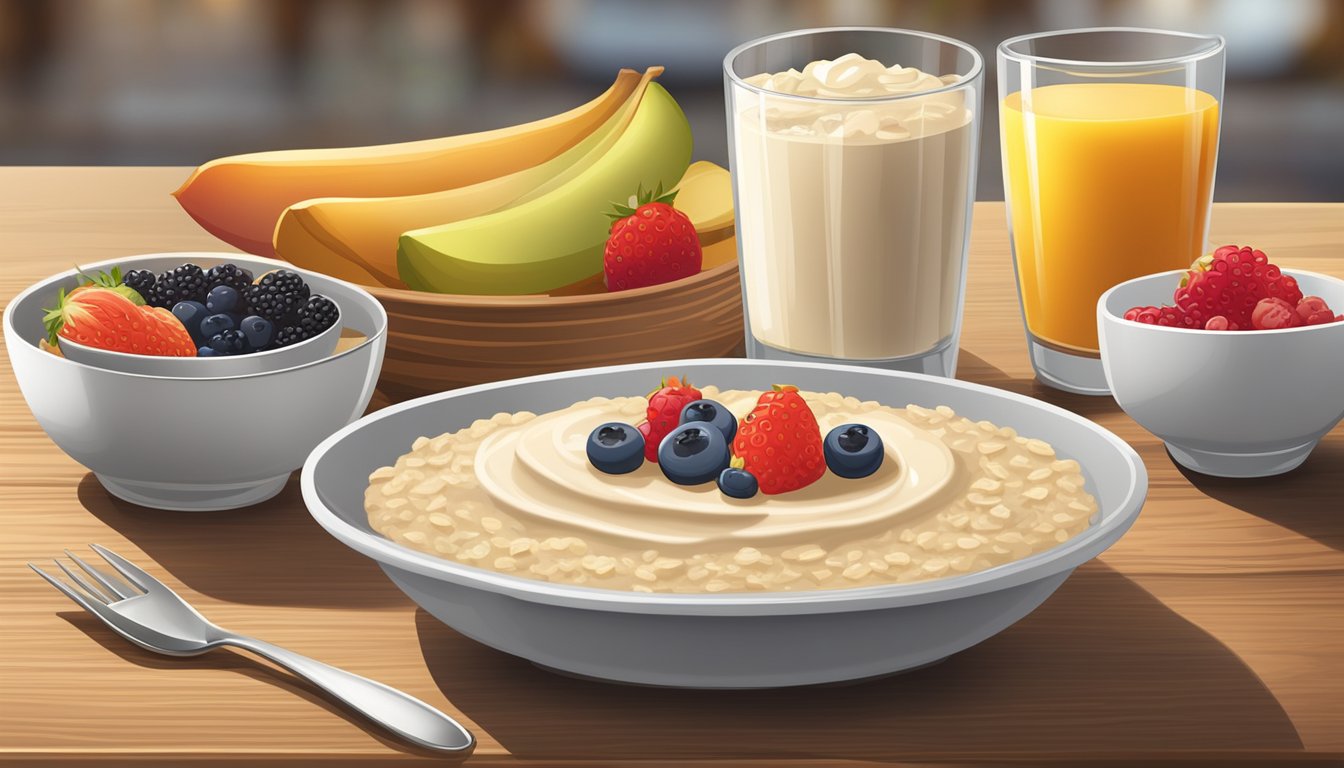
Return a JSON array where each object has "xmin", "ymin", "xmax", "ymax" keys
[{"xmin": 365, "ymin": 388, "xmax": 1098, "ymax": 593}]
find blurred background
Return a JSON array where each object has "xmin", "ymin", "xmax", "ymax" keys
[{"xmin": 0, "ymin": 0, "xmax": 1340, "ymax": 200}]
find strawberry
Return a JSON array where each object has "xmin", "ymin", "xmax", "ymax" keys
[
  {"xmin": 603, "ymin": 184, "xmax": 702, "ymax": 291},
  {"xmin": 642, "ymin": 375, "xmax": 702, "ymax": 462},
  {"xmin": 731, "ymin": 385, "xmax": 825, "ymax": 495},
  {"xmin": 43, "ymin": 286, "xmax": 196, "ymax": 357}
]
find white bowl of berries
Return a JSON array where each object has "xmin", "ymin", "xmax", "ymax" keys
[
  {"xmin": 1098, "ymin": 245, "xmax": 1344, "ymax": 478},
  {"xmin": 4, "ymin": 252, "xmax": 386, "ymax": 510}
]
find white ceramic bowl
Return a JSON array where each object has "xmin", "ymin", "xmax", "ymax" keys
[
  {"xmin": 5, "ymin": 252, "xmax": 387, "ymax": 511},
  {"xmin": 1098, "ymin": 268, "xmax": 1344, "ymax": 477},
  {"xmin": 58, "ymin": 310, "xmax": 341, "ymax": 377},
  {"xmin": 302, "ymin": 359, "xmax": 1146, "ymax": 688}
]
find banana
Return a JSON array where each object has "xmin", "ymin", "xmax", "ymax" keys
[
  {"xmin": 274, "ymin": 68, "xmax": 663, "ymax": 288},
  {"xmin": 173, "ymin": 69, "xmax": 644, "ymax": 257},
  {"xmin": 397, "ymin": 82, "xmax": 692, "ymax": 295},
  {"xmin": 672, "ymin": 160, "xmax": 734, "ymax": 244}
]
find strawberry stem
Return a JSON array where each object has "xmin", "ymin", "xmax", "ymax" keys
[{"xmin": 604, "ymin": 182, "xmax": 680, "ymax": 222}]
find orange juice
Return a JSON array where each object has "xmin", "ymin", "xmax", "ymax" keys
[{"xmin": 1002, "ymin": 83, "xmax": 1219, "ymax": 352}]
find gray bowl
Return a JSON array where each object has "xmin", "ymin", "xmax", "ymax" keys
[
  {"xmin": 302, "ymin": 359, "xmax": 1146, "ymax": 688},
  {"xmin": 1099, "ymin": 269, "xmax": 1344, "ymax": 477},
  {"xmin": 5, "ymin": 252, "xmax": 387, "ymax": 511}
]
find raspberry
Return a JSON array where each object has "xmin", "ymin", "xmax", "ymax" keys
[
  {"xmin": 1176, "ymin": 245, "xmax": 1302, "ymax": 328},
  {"xmin": 1204, "ymin": 315, "xmax": 1238, "ymax": 331},
  {"xmin": 642, "ymin": 376, "xmax": 701, "ymax": 463},
  {"xmin": 1124, "ymin": 306, "xmax": 1162, "ymax": 324},
  {"xmin": 1155, "ymin": 305, "xmax": 1190, "ymax": 328},
  {"xmin": 1125, "ymin": 305, "xmax": 1191, "ymax": 327},
  {"xmin": 1296, "ymin": 296, "xmax": 1337, "ymax": 326},
  {"xmin": 1251, "ymin": 297, "xmax": 1302, "ymax": 330}
]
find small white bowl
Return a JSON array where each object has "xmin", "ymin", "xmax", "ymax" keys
[
  {"xmin": 303, "ymin": 358, "xmax": 1146, "ymax": 688},
  {"xmin": 1098, "ymin": 269, "xmax": 1344, "ymax": 478},
  {"xmin": 57, "ymin": 312, "xmax": 341, "ymax": 377},
  {"xmin": 5, "ymin": 252, "xmax": 386, "ymax": 511}
]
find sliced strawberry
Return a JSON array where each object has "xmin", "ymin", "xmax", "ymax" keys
[{"xmin": 44, "ymin": 286, "xmax": 195, "ymax": 356}]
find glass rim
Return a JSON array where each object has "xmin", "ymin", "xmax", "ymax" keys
[
  {"xmin": 723, "ymin": 26, "xmax": 985, "ymax": 105},
  {"xmin": 998, "ymin": 26, "xmax": 1225, "ymax": 69}
]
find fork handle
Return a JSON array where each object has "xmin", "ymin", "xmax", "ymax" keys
[{"xmin": 221, "ymin": 634, "xmax": 474, "ymax": 753}]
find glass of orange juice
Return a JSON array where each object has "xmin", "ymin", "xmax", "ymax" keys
[{"xmin": 998, "ymin": 28, "xmax": 1225, "ymax": 394}]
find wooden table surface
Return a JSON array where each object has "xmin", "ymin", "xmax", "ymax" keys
[{"xmin": 1, "ymin": 168, "xmax": 1341, "ymax": 767}]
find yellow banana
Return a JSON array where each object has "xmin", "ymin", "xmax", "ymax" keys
[
  {"xmin": 275, "ymin": 68, "xmax": 663, "ymax": 288},
  {"xmin": 173, "ymin": 69, "xmax": 643, "ymax": 257}
]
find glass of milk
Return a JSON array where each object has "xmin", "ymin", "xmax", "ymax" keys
[{"xmin": 724, "ymin": 28, "xmax": 983, "ymax": 377}]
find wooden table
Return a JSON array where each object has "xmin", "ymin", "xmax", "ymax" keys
[{"xmin": 1, "ymin": 168, "xmax": 1341, "ymax": 767}]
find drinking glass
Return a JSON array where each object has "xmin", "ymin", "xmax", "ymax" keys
[
  {"xmin": 999, "ymin": 28, "xmax": 1225, "ymax": 394},
  {"xmin": 724, "ymin": 28, "xmax": 983, "ymax": 377}
]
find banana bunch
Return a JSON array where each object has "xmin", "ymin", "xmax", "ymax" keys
[{"xmin": 174, "ymin": 68, "xmax": 733, "ymax": 295}]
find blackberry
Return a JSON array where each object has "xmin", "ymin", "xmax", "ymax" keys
[
  {"xmin": 209, "ymin": 329, "xmax": 247, "ymax": 355},
  {"xmin": 245, "ymin": 269, "xmax": 310, "ymax": 322},
  {"xmin": 122, "ymin": 269, "xmax": 157, "ymax": 303},
  {"xmin": 296, "ymin": 294, "xmax": 339, "ymax": 336},
  {"xmin": 204, "ymin": 263, "xmax": 253, "ymax": 295},
  {"xmin": 272, "ymin": 325, "xmax": 311, "ymax": 349},
  {"xmin": 150, "ymin": 263, "xmax": 207, "ymax": 308}
]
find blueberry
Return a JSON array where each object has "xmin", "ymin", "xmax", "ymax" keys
[
  {"xmin": 205, "ymin": 285, "xmax": 243, "ymax": 315},
  {"xmin": 824, "ymin": 424, "xmax": 884, "ymax": 479},
  {"xmin": 717, "ymin": 467, "xmax": 758, "ymax": 499},
  {"xmin": 586, "ymin": 422, "xmax": 645, "ymax": 475},
  {"xmin": 172, "ymin": 301, "xmax": 209, "ymax": 343},
  {"xmin": 239, "ymin": 315, "xmax": 274, "ymax": 351},
  {"xmin": 199, "ymin": 312, "xmax": 236, "ymax": 338},
  {"xmin": 657, "ymin": 423, "xmax": 729, "ymax": 485},
  {"xmin": 208, "ymin": 329, "xmax": 246, "ymax": 356},
  {"xmin": 197, "ymin": 345, "xmax": 216, "ymax": 357},
  {"xmin": 680, "ymin": 399, "xmax": 736, "ymax": 444}
]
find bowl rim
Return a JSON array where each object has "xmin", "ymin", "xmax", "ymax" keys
[
  {"xmin": 301, "ymin": 358, "xmax": 1147, "ymax": 616},
  {"xmin": 363, "ymin": 258, "xmax": 738, "ymax": 307},
  {"xmin": 4, "ymin": 251, "xmax": 387, "ymax": 382},
  {"xmin": 1099, "ymin": 268, "xmax": 1344, "ymax": 336}
]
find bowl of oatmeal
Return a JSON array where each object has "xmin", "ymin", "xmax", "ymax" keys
[{"xmin": 302, "ymin": 359, "xmax": 1145, "ymax": 688}]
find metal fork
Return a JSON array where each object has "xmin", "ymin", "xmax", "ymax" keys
[{"xmin": 30, "ymin": 544, "xmax": 474, "ymax": 754}]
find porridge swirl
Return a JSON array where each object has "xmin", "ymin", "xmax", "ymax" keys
[{"xmin": 365, "ymin": 387, "xmax": 1098, "ymax": 593}]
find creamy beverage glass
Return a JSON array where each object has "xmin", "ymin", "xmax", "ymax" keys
[
  {"xmin": 999, "ymin": 28, "xmax": 1225, "ymax": 395},
  {"xmin": 724, "ymin": 28, "xmax": 983, "ymax": 377}
]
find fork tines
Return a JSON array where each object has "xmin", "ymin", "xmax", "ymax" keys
[{"xmin": 29, "ymin": 545, "xmax": 147, "ymax": 608}]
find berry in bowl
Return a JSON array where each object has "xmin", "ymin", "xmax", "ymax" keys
[
  {"xmin": 46, "ymin": 261, "xmax": 342, "ymax": 377},
  {"xmin": 5, "ymin": 252, "xmax": 386, "ymax": 510},
  {"xmin": 1099, "ymin": 245, "xmax": 1344, "ymax": 477}
]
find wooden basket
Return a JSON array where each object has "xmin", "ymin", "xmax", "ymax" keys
[{"xmin": 367, "ymin": 259, "xmax": 745, "ymax": 402}]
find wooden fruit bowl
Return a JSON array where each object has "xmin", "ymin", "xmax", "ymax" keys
[{"xmin": 367, "ymin": 251, "xmax": 744, "ymax": 403}]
